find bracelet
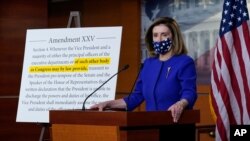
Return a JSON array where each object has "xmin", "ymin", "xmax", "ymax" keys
[{"xmin": 177, "ymin": 99, "xmax": 188, "ymax": 107}]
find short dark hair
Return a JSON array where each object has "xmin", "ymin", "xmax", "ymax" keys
[{"xmin": 145, "ymin": 17, "xmax": 188, "ymax": 57}]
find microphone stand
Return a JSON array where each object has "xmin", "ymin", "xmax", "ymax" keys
[{"xmin": 82, "ymin": 65, "xmax": 129, "ymax": 110}]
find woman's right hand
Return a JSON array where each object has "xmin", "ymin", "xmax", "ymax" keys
[
  {"xmin": 90, "ymin": 99, "xmax": 127, "ymax": 111},
  {"xmin": 90, "ymin": 101, "xmax": 111, "ymax": 111}
]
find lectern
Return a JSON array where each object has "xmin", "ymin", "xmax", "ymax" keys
[{"xmin": 50, "ymin": 109, "xmax": 200, "ymax": 141}]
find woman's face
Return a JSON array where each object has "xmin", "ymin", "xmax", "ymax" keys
[{"xmin": 152, "ymin": 24, "xmax": 172, "ymax": 42}]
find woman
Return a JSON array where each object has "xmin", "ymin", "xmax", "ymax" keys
[{"xmin": 91, "ymin": 17, "xmax": 197, "ymax": 123}]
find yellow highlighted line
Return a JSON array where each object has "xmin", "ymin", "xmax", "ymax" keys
[
  {"xmin": 74, "ymin": 57, "xmax": 110, "ymax": 65},
  {"xmin": 29, "ymin": 57, "xmax": 111, "ymax": 73}
]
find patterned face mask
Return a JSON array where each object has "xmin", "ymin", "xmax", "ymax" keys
[{"xmin": 152, "ymin": 38, "xmax": 172, "ymax": 54}]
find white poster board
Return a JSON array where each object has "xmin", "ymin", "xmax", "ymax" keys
[{"xmin": 16, "ymin": 27, "xmax": 122, "ymax": 123}]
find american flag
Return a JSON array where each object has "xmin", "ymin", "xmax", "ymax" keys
[{"xmin": 211, "ymin": 0, "xmax": 250, "ymax": 141}]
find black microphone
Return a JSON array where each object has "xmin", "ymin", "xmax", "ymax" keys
[
  {"xmin": 126, "ymin": 63, "xmax": 143, "ymax": 111},
  {"xmin": 82, "ymin": 64, "xmax": 129, "ymax": 110}
]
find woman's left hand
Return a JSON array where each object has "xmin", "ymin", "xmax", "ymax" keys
[{"xmin": 168, "ymin": 99, "xmax": 188, "ymax": 123}]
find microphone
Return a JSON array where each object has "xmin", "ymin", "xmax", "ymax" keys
[
  {"xmin": 82, "ymin": 64, "xmax": 129, "ymax": 110},
  {"xmin": 126, "ymin": 63, "xmax": 143, "ymax": 111}
]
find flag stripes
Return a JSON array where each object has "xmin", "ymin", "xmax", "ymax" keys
[{"xmin": 210, "ymin": 0, "xmax": 250, "ymax": 141}]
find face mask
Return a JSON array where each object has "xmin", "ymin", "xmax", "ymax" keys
[{"xmin": 152, "ymin": 38, "xmax": 172, "ymax": 54}]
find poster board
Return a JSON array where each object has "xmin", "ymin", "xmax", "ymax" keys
[{"xmin": 16, "ymin": 27, "xmax": 122, "ymax": 123}]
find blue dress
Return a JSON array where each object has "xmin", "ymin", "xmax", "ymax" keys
[{"xmin": 123, "ymin": 54, "xmax": 197, "ymax": 111}]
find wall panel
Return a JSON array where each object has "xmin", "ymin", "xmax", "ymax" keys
[{"xmin": 0, "ymin": 0, "xmax": 48, "ymax": 140}]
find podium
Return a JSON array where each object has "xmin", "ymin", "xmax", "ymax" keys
[{"xmin": 50, "ymin": 109, "xmax": 200, "ymax": 141}]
